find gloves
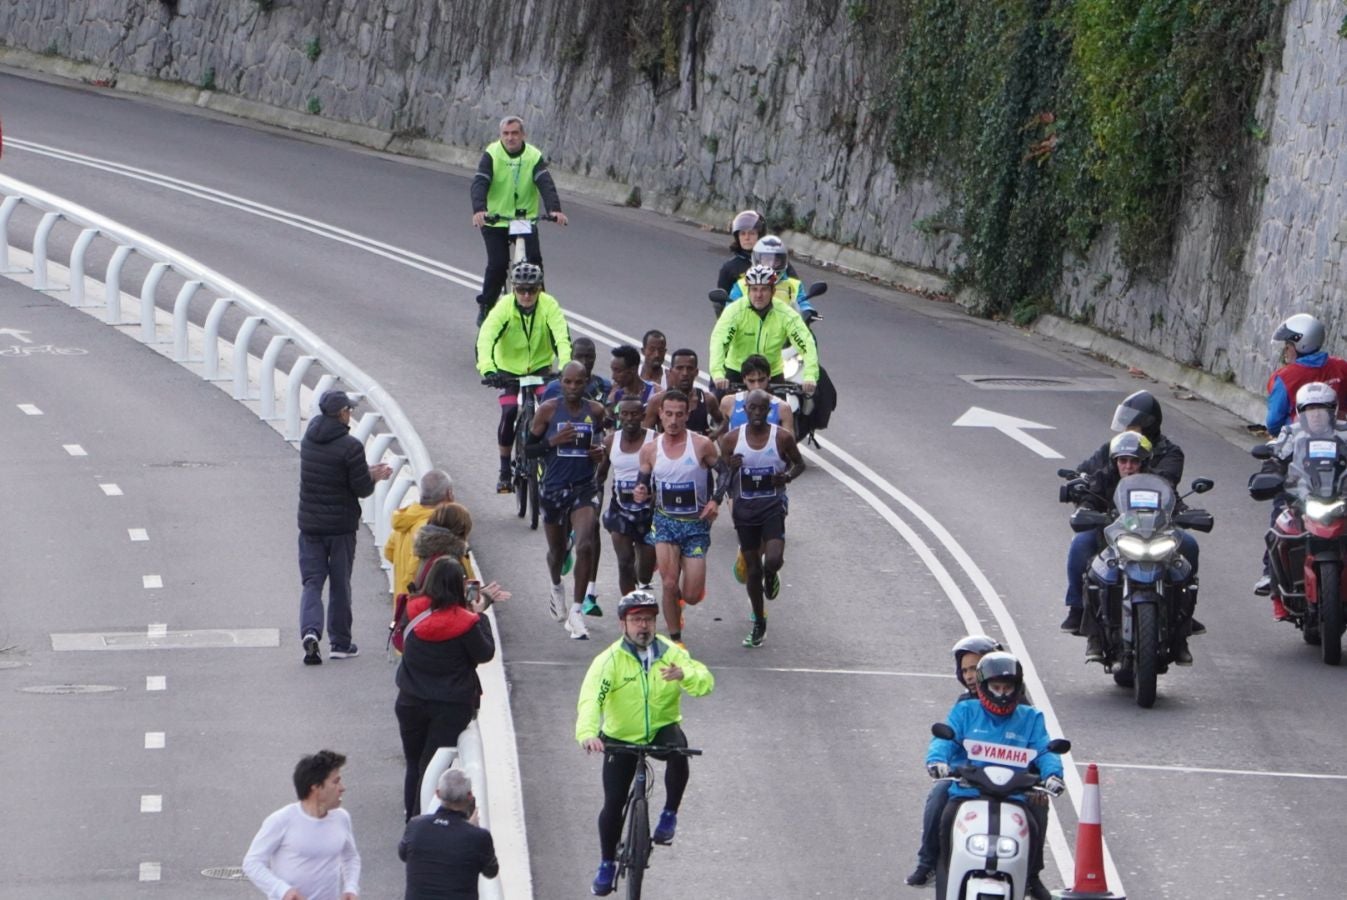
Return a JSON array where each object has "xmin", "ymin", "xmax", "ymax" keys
[
  {"xmin": 1042, "ymin": 775, "xmax": 1066, "ymax": 797},
  {"xmin": 802, "ymin": 309, "xmax": 821, "ymax": 324},
  {"xmin": 927, "ymin": 763, "xmax": 950, "ymax": 779}
]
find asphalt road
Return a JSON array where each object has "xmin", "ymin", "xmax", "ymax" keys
[{"xmin": 4, "ymin": 68, "xmax": 1346, "ymax": 899}]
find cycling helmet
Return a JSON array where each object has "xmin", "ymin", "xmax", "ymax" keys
[
  {"xmin": 743, "ymin": 264, "xmax": 778, "ymax": 286},
  {"xmin": 732, "ymin": 209, "xmax": 765, "ymax": 236},
  {"xmin": 952, "ymin": 634, "xmax": 1004, "ymax": 686},
  {"xmin": 1109, "ymin": 431, "xmax": 1152, "ymax": 462},
  {"xmin": 617, "ymin": 589, "xmax": 660, "ymax": 620},
  {"xmin": 1274, "ymin": 313, "xmax": 1325, "ymax": 356},
  {"xmin": 511, "ymin": 262, "xmax": 543, "ymax": 287},
  {"xmin": 1110, "ymin": 390, "xmax": 1163, "ymax": 440},
  {"xmin": 1296, "ymin": 381, "xmax": 1338, "ymax": 436},
  {"xmin": 751, "ymin": 235, "xmax": 789, "ymax": 272},
  {"xmin": 975, "ymin": 651, "xmax": 1024, "ymax": 717}
]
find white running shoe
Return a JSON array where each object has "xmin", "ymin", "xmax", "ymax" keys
[
  {"xmin": 565, "ymin": 605, "xmax": 590, "ymax": 640},
  {"xmin": 549, "ymin": 582, "xmax": 568, "ymax": 623}
]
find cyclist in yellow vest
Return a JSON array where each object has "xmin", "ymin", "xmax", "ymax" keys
[{"xmin": 470, "ymin": 115, "xmax": 569, "ymax": 325}]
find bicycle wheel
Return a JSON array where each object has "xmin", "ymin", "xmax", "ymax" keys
[
  {"xmin": 513, "ymin": 405, "xmax": 532, "ymax": 519},
  {"xmin": 528, "ymin": 463, "xmax": 541, "ymax": 530},
  {"xmin": 624, "ymin": 792, "xmax": 650, "ymax": 900}
]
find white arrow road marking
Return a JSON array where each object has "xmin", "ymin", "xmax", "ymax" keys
[
  {"xmin": 954, "ymin": 406, "xmax": 1064, "ymax": 459},
  {"xmin": 0, "ymin": 328, "xmax": 32, "ymax": 343}
]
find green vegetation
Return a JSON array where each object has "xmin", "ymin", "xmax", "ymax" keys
[
  {"xmin": 201, "ymin": 66, "xmax": 216, "ymax": 91},
  {"xmin": 857, "ymin": 0, "xmax": 1282, "ymax": 319},
  {"xmin": 305, "ymin": 38, "xmax": 321, "ymax": 62},
  {"xmin": 306, "ymin": 95, "xmax": 322, "ymax": 115}
]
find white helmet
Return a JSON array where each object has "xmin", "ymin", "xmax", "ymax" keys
[
  {"xmin": 1296, "ymin": 381, "xmax": 1337, "ymax": 412},
  {"xmin": 1295, "ymin": 382, "xmax": 1337, "ymax": 436},
  {"xmin": 1274, "ymin": 313, "xmax": 1326, "ymax": 355},
  {"xmin": 751, "ymin": 235, "xmax": 788, "ymax": 272},
  {"xmin": 743, "ymin": 264, "xmax": 778, "ymax": 285}
]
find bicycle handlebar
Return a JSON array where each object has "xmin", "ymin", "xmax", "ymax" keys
[
  {"xmin": 603, "ymin": 743, "xmax": 704, "ymax": 758},
  {"xmin": 481, "ymin": 372, "xmax": 558, "ymax": 389},
  {"xmin": 725, "ymin": 381, "xmax": 805, "ymax": 397},
  {"xmin": 483, "ymin": 212, "xmax": 560, "ymax": 225}
]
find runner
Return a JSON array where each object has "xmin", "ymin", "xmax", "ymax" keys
[
  {"xmin": 640, "ymin": 330, "xmax": 669, "ymax": 390},
  {"xmin": 717, "ymin": 353, "xmax": 794, "ymax": 436},
  {"xmin": 645, "ymin": 348, "xmax": 725, "ymax": 437},
  {"xmin": 597, "ymin": 398, "xmax": 657, "ymax": 595}
]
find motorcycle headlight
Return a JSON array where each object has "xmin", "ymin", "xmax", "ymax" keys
[
  {"xmin": 1115, "ymin": 533, "xmax": 1177, "ymax": 560},
  {"xmin": 966, "ymin": 834, "xmax": 1019, "ymax": 858},
  {"xmin": 1306, "ymin": 498, "xmax": 1346, "ymax": 522}
]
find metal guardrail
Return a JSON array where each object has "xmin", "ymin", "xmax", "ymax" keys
[{"xmin": 0, "ymin": 173, "xmax": 510, "ymax": 899}]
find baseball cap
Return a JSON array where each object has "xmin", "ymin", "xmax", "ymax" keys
[{"xmin": 320, "ymin": 390, "xmax": 356, "ymax": 416}]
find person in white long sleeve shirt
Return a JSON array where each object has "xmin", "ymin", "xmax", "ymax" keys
[{"xmin": 243, "ymin": 749, "xmax": 361, "ymax": 900}]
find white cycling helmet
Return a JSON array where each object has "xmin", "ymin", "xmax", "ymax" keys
[
  {"xmin": 743, "ymin": 264, "xmax": 778, "ymax": 286},
  {"xmin": 751, "ymin": 235, "xmax": 789, "ymax": 272},
  {"xmin": 1274, "ymin": 313, "xmax": 1326, "ymax": 355}
]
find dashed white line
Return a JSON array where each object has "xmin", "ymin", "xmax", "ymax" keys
[
  {"xmin": 128, "ymin": 528, "xmax": 149, "ymax": 542},
  {"xmin": 144, "ymin": 732, "xmax": 165, "ymax": 750},
  {"xmin": 147, "ymin": 623, "xmax": 168, "ymax": 638},
  {"xmin": 138, "ymin": 862, "xmax": 161, "ymax": 882},
  {"xmin": 142, "ymin": 575, "xmax": 164, "ymax": 589},
  {"xmin": 63, "ymin": 443, "xmax": 87, "ymax": 456},
  {"xmin": 17, "ymin": 403, "xmax": 43, "ymax": 415},
  {"xmin": 99, "ymin": 483, "xmax": 123, "ymax": 496},
  {"xmin": 146, "ymin": 675, "xmax": 166, "ymax": 691},
  {"xmin": 140, "ymin": 794, "xmax": 163, "ymax": 813},
  {"xmin": 1092, "ymin": 761, "xmax": 1347, "ymax": 781}
]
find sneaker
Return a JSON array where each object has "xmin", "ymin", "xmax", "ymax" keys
[
  {"xmin": 329, "ymin": 643, "xmax": 359, "ymax": 659},
  {"xmin": 1254, "ymin": 574, "xmax": 1272, "ymax": 596},
  {"xmin": 562, "ymin": 531, "xmax": 575, "ymax": 576},
  {"xmin": 302, "ymin": 634, "xmax": 321, "ymax": 666},
  {"xmin": 1084, "ymin": 635, "xmax": 1106, "ymax": 664},
  {"xmin": 591, "ymin": 860, "xmax": 616, "ymax": 896},
  {"xmin": 582, "ymin": 593, "xmax": 603, "ymax": 617},
  {"xmin": 742, "ymin": 618, "xmax": 767, "ymax": 648},
  {"xmin": 496, "ymin": 476, "xmax": 514, "ymax": 494},
  {"xmin": 1026, "ymin": 877, "xmax": 1052, "ymax": 900},
  {"xmin": 1172, "ymin": 637, "xmax": 1193, "ymax": 666},
  {"xmin": 764, "ymin": 570, "xmax": 781, "ymax": 601},
  {"xmin": 905, "ymin": 864, "xmax": 934, "ymax": 887},
  {"xmin": 566, "ymin": 606, "xmax": 590, "ymax": 640},
  {"xmin": 1060, "ymin": 607, "xmax": 1083, "ymax": 634},
  {"xmin": 1189, "ymin": 616, "xmax": 1206, "ymax": 636},
  {"xmin": 549, "ymin": 583, "xmax": 568, "ymax": 623},
  {"xmin": 733, "ymin": 550, "xmax": 747, "ymax": 584},
  {"xmin": 652, "ymin": 809, "xmax": 677, "ymax": 845},
  {"xmin": 1272, "ymin": 596, "xmax": 1291, "ymax": 621}
]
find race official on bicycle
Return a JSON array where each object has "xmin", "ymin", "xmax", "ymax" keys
[
  {"xmin": 575, "ymin": 590, "xmax": 714, "ymax": 896},
  {"xmin": 476, "ymin": 262, "xmax": 573, "ymax": 493},
  {"xmin": 710, "ymin": 264, "xmax": 818, "ymax": 394},
  {"xmin": 470, "ymin": 115, "xmax": 568, "ymax": 324}
]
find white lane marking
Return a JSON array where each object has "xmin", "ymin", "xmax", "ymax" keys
[
  {"xmin": 140, "ymin": 794, "xmax": 162, "ymax": 813},
  {"xmin": 0, "ymin": 327, "xmax": 33, "ymax": 343},
  {"xmin": 99, "ymin": 483, "xmax": 123, "ymax": 496},
  {"xmin": 1091, "ymin": 761, "xmax": 1347, "ymax": 781},
  {"xmin": 18, "ymin": 403, "xmax": 43, "ymax": 415},
  {"xmin": 953, "ymin": 406, "xmax": 1064, "ymax": 459},
  {"xmin": 138, "ymin": 862, "xmax": 161, "ymax": 882},
  {"xmin": 146, "ymin": 675, "xmax": 166, "ymax": 691},
  {"xmin": 142, "ymin": 575, "xmax": 164, "ymax": 589},
  {"xmin": 509, "ymin": 659, "xmax": 948, "ymax": 678},
  {"xmin": 144, "ymin": 732, "xmax": 165, "ymax": 749},
  {"xmin": 129, "ymin": 528, "xmax": 149, "ymax": 541},
  {"xmin": 52, "ymin": 628, "xmax": 281, "ymax": 651},
  {"xmin": 63, "ymin": 443, "xmax": 88, "ymax": 456},
  {"xmin": 147, "ymin": 623, "xmax": 168, "ymax": 638}
]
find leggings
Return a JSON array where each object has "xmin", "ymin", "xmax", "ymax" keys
[
  {"xmin": 597, "ymin": 723, "xmax": 689, "ymax": 860},
  {"xmin": 395, "ymin": 697, "xmax": 475, "ymax": 820}
]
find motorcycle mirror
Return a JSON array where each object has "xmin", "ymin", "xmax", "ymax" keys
[
  {"xmin": 1046, "ymin": 739, "xmax": 1071, "ymax": 754},
  {"xmin": 931, "ymin": 723, "xmax": 956, "ymax": 741},
  {"xmin": 1057, "ymin": 468, "xmax": 1078, "ymax": 479},
  {"xmin": 1250, "ymin": 443, "xmax": 1274, "ymax": 460},
  {"xmin": 1248, "ymin": 472, "xmax": 1284, "ymax": 501},
  {"xmin": 708, "ymin": 288, "xmax": 729, "ymax": 304},
  {"xmin": 1189, "ymin": 478, "xmax": 1215, "ymax": 494},
  {"xmin": 806, "ymin": 281, "xmax": 829, "ymax": 300}
]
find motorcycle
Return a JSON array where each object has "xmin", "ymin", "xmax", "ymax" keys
[
  {"xmin": 1061, "ymin": 470, "xmax": 1214, "ymax": 707},
  {"xmin": 1250, "ymin": 434, "xmax": 1347, "ymax": 664},
  {"xmin": 707, "ymin": 279, "xmax": 827, "ymax": 322},
  {"xmin": 929, "ymin": 722, "xmax": 1070, "ymax": 900}
]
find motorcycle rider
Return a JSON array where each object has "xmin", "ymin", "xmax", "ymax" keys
[
  {"xmin": 710, "ymin": 265, "xmax": 818, "ymax": 394},
  {"xmin": 725, "ymin": 235, "xmax": 818, "ymax": 321},
  {"xmin": 716, "ymin": 210, "xmax": 801, "ymax": 293},
  {"xmin": 1265, "ymin": 313, "xmax": 1347, "ymax": 439},
  {"xmin": 926, "ymin": 651, "xmax": 1063, "ymax": 900},
  {"xmin": 905, "ymin": 635, "xmax": 1004, "ymax": 888}
]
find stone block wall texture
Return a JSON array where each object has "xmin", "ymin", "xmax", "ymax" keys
[{"xmin": 2, "ymin": 0, "xmax": 1343, "ymax": 396}]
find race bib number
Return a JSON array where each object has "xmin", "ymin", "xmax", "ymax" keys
[
  {"xmin": 658, "ymin": 480, "xmax": 698, "ymax": 515},
  {"xmin": 555, "ymin": 422, "xmax": 593, "ymax": 458},
  {"xmin": 1309, "ymin": 439, "xmax": 1338, "ymax": 460},
  {"xmin": 615, "ymin": 479, "xmax": 646, "ymax": 510},
  {"xmin": 963, "ymin": 740, "xmax": 1034, "ymax": 769},
  {"xmin": 508, "ymin": 218, "xmax": 533, "ymax": 236},
  {"xmin": 740, "ymin": 465, "xmax": 779, "ymax": 499}
]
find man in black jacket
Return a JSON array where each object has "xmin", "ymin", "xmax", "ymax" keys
[
  {"xmin": 399, "ymin": 768, "xmax": 499, "ymax": 899},
  {"xmin": 298, "ymin": 390, "xmax": 391, "ymax": 665}
]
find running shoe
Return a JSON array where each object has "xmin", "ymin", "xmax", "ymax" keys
[
  {"xmin": 652, "ymin": 809, "xmax": 678, "ymax": 844},
  {"xmin": 732, "ymin": 550, "xmax": 747, "ymax": 584},
  {"xmin": 561, "ymin": 530, "xmax": 575, "ymax": 576},
  {"xmin": 566, "ymin": 606, "xmax": 590, "ymax": 640},
  {"xmin": 549, "ymin": 583, "xmax": 568, "ymax": 623},
  {"xmin": 302, "ymin": 633, "xmax": 321, "ymax": 666},
  {"xmin": 764, "ymin": 570, "xmax": 781, "ymax": 600},
  {"xmin": 496, "ymin": 476, "xmax": 513, "ymax": 494},
  {"xmin": 329, "ymin": 643, "xmax": 359, "ymax": 659},
  {"xmin": 591, "ymin": 860, "xmax": 616, "ymax": 896},
  {"xmin": 742, "ymin": 618, "xmax": 766, "ymax": 648},
  {"xmin": 582, "ymin": 593, "xmax": 603, "ymax": 617}
]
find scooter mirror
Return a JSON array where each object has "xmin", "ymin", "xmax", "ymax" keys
[
  {"xmin": 1190, "ymin": 478, "xmax": 1215, "ymax": 494},
  {"xmin": 805, "ymin": 281, "xmax": 829, "ymax": 300},
  {"xmin": 1250, "ymin": 443, "xmax": 1274, "ymax": 460},
  {"xmin": 1046, "ymin": 738, "xmax": 1071, "ymax": 754},
  {"xmin": 931, "ymin": 723, "xmax": 956, "ymax": 741},
  {"xmin": 707, "ymin": 289, "xmax": 729, "ymax": 305},
  {"xmin": 1057, "ymin": 468, "xmax": 1077, "ymax": 479}
]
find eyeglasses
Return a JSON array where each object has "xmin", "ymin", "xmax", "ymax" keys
[{"xmin": 515, "ymin": 286, "xmax": 540, "ymax": 295}]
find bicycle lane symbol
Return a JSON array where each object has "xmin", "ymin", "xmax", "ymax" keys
[{"xmin": 0, "ymin": 344, "xmax": 89, "ymax": 357}]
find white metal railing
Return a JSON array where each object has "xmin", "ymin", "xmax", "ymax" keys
[{"xmin": 0, "ymin": 174, "xmax": 511, "ymax": 900}]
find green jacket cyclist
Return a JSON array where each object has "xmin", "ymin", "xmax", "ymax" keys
[
  {"xmin": 710, "ymin": 264, "xmax": 819, "ymax": 394},
  {"xmin": 477, "ymin": 262, "xmax": 573, "ymax": 493},
  {"xmin": 576, "ymin": 590, "xmax": 714, "ymax": 896}
]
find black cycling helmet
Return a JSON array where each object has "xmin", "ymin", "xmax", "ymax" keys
[
  {"xmin": 1110, "ymin": 390, "xmax": 1163, "ymax": 441},
  {"xmin": 976, "ymin": 651, "xmax": 1024, "ymax": 717},
  {"xmin": 952, "ymin": 634, "xmax": 1003, "ymax": 686},
  {"xmin": 617, "ymin": 589, "xmax": 660, "ymax": 620}
]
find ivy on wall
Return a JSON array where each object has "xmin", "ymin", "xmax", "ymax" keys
[{"xmin": 862, "ymin": 0, "xmax": 1283, "ymax": 320}]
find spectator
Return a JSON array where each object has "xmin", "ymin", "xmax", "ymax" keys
[
  {"xmin": 399, "ymin": 768, "xmax": 500, "ymax": 900},
  {"xmin": 413, "ymin": 502, "xmax": 477, "ymax": 583},
  {"xmin": 385, "ymin": 469, "xmax": 455, "ymax": 595},
  {"xmin": 298, "ymin": 390, "xmax": 392, "ymax": 666},
  {"xmin": 243, "ymin": 749, "xmax": 361, "ymax": 900}
]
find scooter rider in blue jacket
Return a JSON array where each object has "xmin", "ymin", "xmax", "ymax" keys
[{"xmin": 926, "ymin": 651, "xmax": 1063, "ymax": 900}]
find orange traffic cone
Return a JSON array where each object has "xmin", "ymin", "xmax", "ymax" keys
[{"xmin": 1054, "ymin": 764, "xmax": 1125, "ymax": 899}]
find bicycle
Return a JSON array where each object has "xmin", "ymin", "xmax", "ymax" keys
[
  {"xmin": 604, "ymin": 742, "xmax": 703, "ymax": 900},
  {"xmin": 480, "ymin": 210, "xmax": 557, "ymax": 314},
  {"xmin": 482, "ymin": 371, "xmax": 554, "ymax": 530}
]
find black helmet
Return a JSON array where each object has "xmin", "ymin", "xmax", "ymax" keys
[
  {"xmin": 617, "ymin": 590, "xmax": 659, "ymax": 620},
  {"xmin": 976, "ymin": 651, "xmax": 1024, "ymax": 716},
  {"xmin": 1110, "ymin": 390, "xmax": 1163, "ymax": 440},
  {"xmin": 951, "ymin": 634, "xmax": 1003, "ymax": 686}
]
